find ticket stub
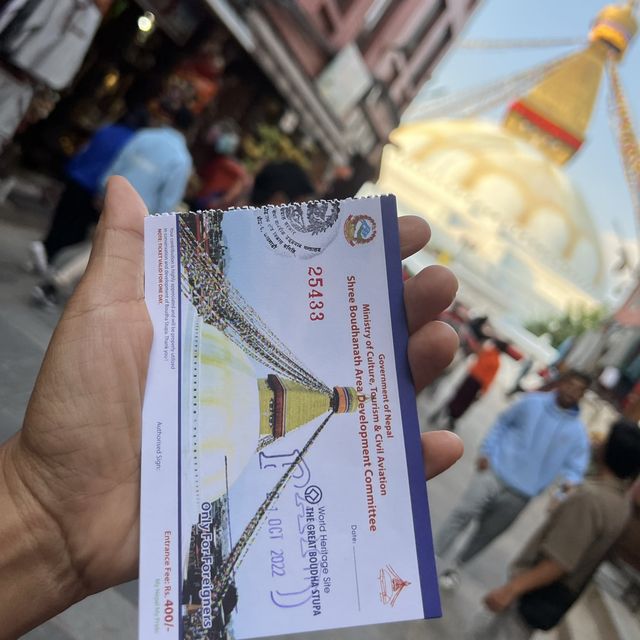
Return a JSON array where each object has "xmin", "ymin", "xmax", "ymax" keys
[{"xmin": 140, "ymin": 195, "xmax": 440, "ymax": 638}]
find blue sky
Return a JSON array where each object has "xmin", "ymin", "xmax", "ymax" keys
[{"xmin": 412, "ymin": 0, "xmax": 639, "ymax": 249}]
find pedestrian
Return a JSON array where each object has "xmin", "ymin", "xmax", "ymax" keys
[
  {"xmin": 1, "ymin": 177, "xmax": 462, "ymax": 637},
  {"xmin": 420, "ymin": 302, "xmax": 471, "ymax": 413},
  {"xmin": 471, "ymin": 419, "xmax": 640, "ymax": 640},
  {"xmin": 31, "ymin": 101, "xmax": 193, "ymax": 306},
  {"xmin": 28, "ymin": 107, "xmax": 148, "ymax": 275},
  {"xmin": 435, "ymin": 370, "xmax": 592, "ymax": 590},
  {"xmin": 323, "ymin": 153, "xmax": 375, "ymax": 200},
  {"xmin": 192, "ymin": 120, "xmax": 250, "ymax": 210},
  {"xmin": 250, "ymin": 160, "xmax": 315, "ymax": 205},
  {"xmin": 505, "ymin": 357, "xmax": 534, "ymax": 396},
  {"xmin": 437, "ymin": 339, "xmax": 505, "ymax": 430},
  {"xmin": 103, "ymin": 100, "xmax": 194, "ymax": 214},
  {"xmin": 463, "ymin": 314, "xmax": 490, "ymax": 354}
]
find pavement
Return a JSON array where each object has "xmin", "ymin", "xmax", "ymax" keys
[{"xmin": 1, "ymin": 187, "xmax": 556, "ymax": 639}]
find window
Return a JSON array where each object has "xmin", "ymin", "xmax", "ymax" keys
[
  {"xmin": 363, "ymin": 0, "xmax": 392, "ymax": 29},
  {"xmin": 402, "ymin": 0, "xmax": 447, "ymax": 61},
  {"xmin": 411, "ymin": 24, "xmax": 453, "ymax": 86},
  {"xmin": 318, "ymin": 6, "xmax": 334, "ymax": 33}
]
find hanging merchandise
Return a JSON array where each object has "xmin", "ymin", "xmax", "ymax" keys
[
  {"xmin": 0, "ymin": 0, "xmax": 35, "ymax": 35},
  {"xmin": 0, "ymin": 65, "xmax": 33, "ymax": 149},
  {"xmin": 0, "ymin": 0, "xmax": 102, "ymax": 91}
]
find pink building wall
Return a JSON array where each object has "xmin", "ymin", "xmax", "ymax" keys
[
  {"xmin": 298, "ymin": 0, "xmax": 373, "ymax": 50},
  {"xmin": 267, "ymin": 0, "xmax": 474, "ymax": 99},
  {"xmin": 362, "ymin": 0, "xmax": 472, "ymax": 105},
  {"xmin": 263, "ymin": 0, "xmax": 374, "ymax": 77},
  {"xmin": 257, "ymin": 0, "xmax": 477, "ymax": 152},
  {"xmin": 262, "ymin": 3, "xmax": 328, "ymax": 77}
]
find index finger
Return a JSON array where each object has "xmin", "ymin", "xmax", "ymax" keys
[
  {"xmin": 422, "ymin": 431, "xmax": 464, "ymax": 480},
  {"xmin": 399, "ymin": 216, "xmax": 430, "ymax": 259}
]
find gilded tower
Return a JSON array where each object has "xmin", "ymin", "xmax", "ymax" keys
[
  {"xmin": 258, "ymin": 375, "xmax": 359, "ymax": 444},
  {"xmin": 504, "ymin": 3, "xmax": 637, "ymax": 165}
]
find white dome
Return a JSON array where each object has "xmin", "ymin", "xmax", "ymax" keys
[{"xmin": 379, "ymin": 118, "xmax": 606, "ymax": 297}]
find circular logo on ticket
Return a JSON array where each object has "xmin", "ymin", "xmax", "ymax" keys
[
  {"xmin": 344, "ymin": 214, "xmax": 377, "ymax": 246},
  {"xmin": 304, "ymin": 485, "xmax": 323, "ymax": 504}
]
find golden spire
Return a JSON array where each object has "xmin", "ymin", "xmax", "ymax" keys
[
  {"xmin": 590, "ymin": 2, "xmax": 638, "ymax": 59},
  {"xmin": 503, "ymin": 3, "xmax": 637, "ymax": 165}
]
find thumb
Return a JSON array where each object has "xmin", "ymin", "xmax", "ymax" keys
[{"xmin": 74, "ymin": 176, "xmax": 148, "ymax": 305}]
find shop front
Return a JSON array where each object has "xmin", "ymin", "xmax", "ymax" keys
[{"xmin": 5, "ymin": 0, "xmax": 328, "ymax": 185}]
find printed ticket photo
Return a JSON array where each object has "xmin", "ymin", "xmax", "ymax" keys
[{"xmin": 140, "ymin": 195, "xmax": 440, "ymax": 639}]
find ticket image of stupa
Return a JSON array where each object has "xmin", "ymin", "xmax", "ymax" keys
[{"xmin": 177, "ymin": 208, "xmax": 359, "ymax": 638}]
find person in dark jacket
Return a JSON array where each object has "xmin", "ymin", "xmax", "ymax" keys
[
  {"xmin": 28, "ymin": 108, "xmax": 148, "ymax": 274},
  {"xmin": 472, "ymin": 419, "xmax": 640, "ymax": 639}
]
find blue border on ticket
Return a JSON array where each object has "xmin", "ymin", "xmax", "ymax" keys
[
  {"xmin": 380, "ymin": 195, "xmax": 441, "ymax": 619},
  {"xmin": 176, "ymin": 215, "xmax": 184, "ymax": 638}
]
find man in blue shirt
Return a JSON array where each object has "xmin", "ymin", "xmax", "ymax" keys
[
  {"xmin": 473, "ymin": 419, "xmax": 640, "ymax": 639},
  {"xmin": 435, "ymin": 370, "xmax": 592, "ymax": 590},
  {"xmin": 102, "ymin": 105, "xmax": 193, "ymax": 215}
]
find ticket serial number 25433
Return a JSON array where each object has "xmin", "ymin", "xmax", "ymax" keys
[{"xmin": 307, "ymin": 266, "xmax": 325, "ymax": 321}]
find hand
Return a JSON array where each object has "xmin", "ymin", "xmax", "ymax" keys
[
  {"xmin": 399, "ymin": 216, "xmax": 462, "ymax": 478},
  {"xmin": 477, "ymin": 456, "xmax": 490, "ymax": 472},
  {"xmin": 484, "ymin": 584, "xmax": 518, "ymax": 612},
  {"xmin": 8, "ymin": 178, "xmax": 152, "ymax": 596},
  {"xmin": 1, "ymin": 177, "xmax": 152, "ymax": 637},
  {"xmin": 1, "ymin": 180, "xmax": 461, "ymax": 633}
]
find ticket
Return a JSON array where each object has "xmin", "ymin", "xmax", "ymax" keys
[{"xmin": 140, "ymin": 195, "xmax": 440, "ymax": 638}]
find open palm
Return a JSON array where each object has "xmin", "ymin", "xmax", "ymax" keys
[
  {"xmin": 8, "ymin": 177, "xmax": 461, "ymax": 615},
  {"xmin": 12, "ymin": 178, "xmax": 151, "ymax": 597}
]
